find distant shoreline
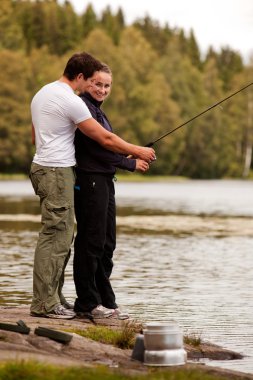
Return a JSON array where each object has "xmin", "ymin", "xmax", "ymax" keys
[{"xmin": 1, "ymin": 173, "xmax": 253, "ymax": 182}]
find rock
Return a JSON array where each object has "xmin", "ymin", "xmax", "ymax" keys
[{"xmin": 0, "ymin": 305, "xmax": 249, "ymax": 379}]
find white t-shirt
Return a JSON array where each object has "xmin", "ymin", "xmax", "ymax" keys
[{"xmin": 31, "ymin": 81, "xmax": 91, "ymax": 167}]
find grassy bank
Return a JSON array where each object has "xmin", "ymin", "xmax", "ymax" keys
[
  {"xmin": 0, "ymin": 173, "xmax": 187, "ymax": 182},
  {"xmin": 0, "ymin": 361, "xmax": 241, "ymax": 380},
  {"xmin": 0, "ymin": 173, "xmax": 28, "ymax": 180},
  {"xmin": 116, "ymin": 174, "xmax": 188, "ymax": 182}
]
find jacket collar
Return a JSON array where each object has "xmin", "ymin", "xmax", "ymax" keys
[{"xmin": 80, "ymin": 92, "xmax": 103, "ymax": 108}]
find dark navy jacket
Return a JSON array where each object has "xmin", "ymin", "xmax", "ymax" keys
[{"xmin": 74, "ymin": 92, "xmax": 136, "ymax": 175}]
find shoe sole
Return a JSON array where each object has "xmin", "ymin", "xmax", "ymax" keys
[
  {"xmin": 91, "ymin": 312, "xmax": 113, "ymax": 319},
  {"xmin": 75, "ymin": 311, "xmax": 94, "ymax": 319},
  {"xmin": 117, "ymin": 315, "xmax": 130, "ymax": 320},
  {"xmin": 30, "ymin": 312, "xmax": 75, "ymax": 320},
  {"xmin": 110, "ymin": 314, "xmax": 130, "ymax": 320}
]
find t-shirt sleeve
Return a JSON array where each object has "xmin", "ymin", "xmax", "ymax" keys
[{"xmin": 67, "ymin": 95, "xmax": 92, "ymax": 124}]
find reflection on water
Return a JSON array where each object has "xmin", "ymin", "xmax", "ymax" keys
[
  {"xmin": 114, "ymin": 234, "xmax": 253, "ymax": 373},
  {"xmin": 116, "ymin": 179, "xmax": 253, "ymax": 217},
  {"xmin": 0, "ymin": 180, "xmax": 253, "ymax": 374},
  {"xmin": 0, "ymin": 229, "xmax": 35, "ymax": 304}
]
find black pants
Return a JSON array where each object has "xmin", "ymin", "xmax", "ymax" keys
[{"xmin": 73, "ymin": 171, "xmax": 118, "ymax": 312}]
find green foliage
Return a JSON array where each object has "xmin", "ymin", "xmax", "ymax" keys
[
  {"xmin": 187, "ymin": 29, "xmax": 202, "ymax": 69},
  {"xmin": 133, "ymin": 16, "xmax": 173, "ymax": 55},
  {"xmin": 0, "ymin": 0, "xmax": 252, "ymax": 178},
  {"xmin": 0, "ymin": 360, "xmax": 239, "ymax": 380},
  {"xmin": 0, "ymin": 0, "xmax": 24, "ymax": 50},
  {"xmin": 205, "ymin": 47, "xmax": 243, "ymax": 91},
  {"xmin": 68, "ymin": 322, "xmax": 137, "ymax": 349},
  {"xmin": 81, "ymin": 3, "xmax": 98, "ymax": 38},
  {"xmin": 0, "ymin": 50, "xmax": 31, "ymax": 173},
  {"xmin": 184, "ymin": 332, "xmax": 202, "ymax": 347}
]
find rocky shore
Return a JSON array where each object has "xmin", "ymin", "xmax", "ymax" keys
[{"xmin": 0, "ymin": 306, "xmax": 252, "ymax": 379}]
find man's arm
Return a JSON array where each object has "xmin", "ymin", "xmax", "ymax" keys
[{"xmin": 77, "ymin": 118, "xmax": 155, "ymax": 162}]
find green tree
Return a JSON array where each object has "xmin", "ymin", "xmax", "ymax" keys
[
  {"xmin": 114, "ymin": 27, "xmax": 180, "ymax": 174},
  {"xmin": 224, "ymin": 68, "xmax": 253, "ymax": 177},
  {"xmin": 15, "ymin": 0, "xmax": 47, "ymax": 54},
  {"xmin": 160, "ymin": 39, "xmax": 211, "ymax": 177},
  {"xmin": 0, "ymin": 50, "xmax": 31, "ymax": 172},
  {"xmin": 133, "ymin": 16, "xmax": 172, "ymax": 55},
  {"xmin": 81, "ymin": 3, "xmax": 98, "ymax": 37},
  {"xmin": 100, "ymin": 5, "xmax": 124, "ymax": 44},
  {"xmin": 0, "ymin": 0, "xmax": 24, "ymax": 50},
  {"xmin": 27, "ymin": 46, "xmax": 65, "ymax": 94},
  {"xmin": 205, "ymin": 47, "xmax": 243, "ymax": 91},
  {"xmin": 59, "ymin": 1, "xmax": 82, "ymax": 52},
  {"xmin": 187, "ymin": 29, "xmax": 201, "ymax": 69},
  {"xmin": 44, "ymin": 0, "xmax": 81, "ymax": 55}
]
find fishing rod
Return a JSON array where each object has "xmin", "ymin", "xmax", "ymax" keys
[{"xmin": 146, "ymin": 81, "xmax": 253, "ymax": 147}]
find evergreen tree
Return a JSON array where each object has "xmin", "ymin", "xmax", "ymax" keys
[
  {"xmin": 0, "ymin": 0, "xmax": 24, "ymax": 50},
  {"xmin": 187, "ymin": 29, "xmax": 202, "ymax": 69},
  {"xmin": 133, "ymin": 16, "xmax": 172, "ymax": 55},
  {"xmin": 100, "ymin": 5, "xmax": 123, "ymax": 44},
  {"xmin": 44, "ymin": 0, "xmax": 80, "ymax": 55},
  {"xmin": 0, "ymin": 0, "xmax": 250, "ymax": 177},
  {"xmin": 81, "ymin": 3, "xmax": 98, "ymax": 37},
  {"xmin": 205, "ymin": 47, "xmax": 243, "ymax": 91},
  {"xmin": 0, "ymin": 50, "xmax": 31, "ymax": 172}
]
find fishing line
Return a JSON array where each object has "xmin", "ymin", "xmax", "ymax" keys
[{"xmin": 146, "ymin": 82, "xmax": 253, "ymax": 147}]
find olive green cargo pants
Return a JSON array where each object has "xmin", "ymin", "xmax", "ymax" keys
[{"xmin": 29, "ymin": 163, "xmax": 75, "ymax": 314}]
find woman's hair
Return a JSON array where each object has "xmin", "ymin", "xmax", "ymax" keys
[
  {"xmin": 100, "ymin": 63, "xmax": 112, "ymax": 76},
  {"xmin": 63, "ymin": 52, "xmax": 103, "ymax": 80}
]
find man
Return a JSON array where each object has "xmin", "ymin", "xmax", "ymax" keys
[{"xmin": 30, "ymin": 52, "xmax": 155, "ymax": 319}]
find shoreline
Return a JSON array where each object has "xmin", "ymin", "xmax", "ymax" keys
[{"xmin": 0, "ymin": 306, "xmax": 252, "ymax": 379}]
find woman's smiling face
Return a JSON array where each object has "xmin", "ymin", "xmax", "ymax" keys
[{"xmin": 88, "ymin": 70, "xmax": 112, "ymax": 101}]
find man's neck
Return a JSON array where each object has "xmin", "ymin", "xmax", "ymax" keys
[{"xmin": 59, "ymin": 76, "xmax": 76, "ymax": 91}]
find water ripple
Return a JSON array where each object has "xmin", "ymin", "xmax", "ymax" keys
[{"xmin": 1, "ymin": 180, "xmax": 253, "ymax": 374}]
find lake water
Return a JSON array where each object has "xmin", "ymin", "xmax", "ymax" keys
[{"xmin": 0, "ymin": 179, "xmax": 253, "ymax": 374}]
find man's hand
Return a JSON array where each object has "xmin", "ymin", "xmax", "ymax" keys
[
  {"xmin": 135, "ymin": 147, "xmax": 156, "ymax": 162},
  {"xmin": 135, "ymin": 159, "xmax": 150, "ymax": 172}
]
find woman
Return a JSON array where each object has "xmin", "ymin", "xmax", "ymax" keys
[{"xmin": 73, "ymin": 64, "xmax": 149, "ymax": 319}]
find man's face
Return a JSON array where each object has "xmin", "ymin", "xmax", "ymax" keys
[{"xmin": 75, "ymin": 73, "xmax": 94, "ymax": 93}]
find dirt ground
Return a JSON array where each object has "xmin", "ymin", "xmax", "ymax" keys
[{"xmin": 0, "ymin": 306, "xmax": 252, "ymax": 379}]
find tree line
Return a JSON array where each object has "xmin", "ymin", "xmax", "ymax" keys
[{"xmin": 0, "ymin": 0, "xmax": 253, "ymax": 178}]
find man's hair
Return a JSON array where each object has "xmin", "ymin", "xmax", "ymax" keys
[{"xmin": 63, "ymin": 52, "xmax": 103, "ymax": 80}]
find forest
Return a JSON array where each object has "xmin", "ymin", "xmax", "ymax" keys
[{"xmin": 0, "ymin": 0, "xmax": 253, "ymax": 178}]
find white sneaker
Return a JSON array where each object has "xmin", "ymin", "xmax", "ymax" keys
[
  {"xmin": 111, "ymin": 308, "xmax": 129, "ymax": 320},
  {"xmin": 91, "ymin": 305, "xmax": 114, "ymax": 319},
  {"xmin": 46, "ymin": 305, "xmax": 76, "ymax": 319},
  {"xmin": 62, "ymin": 300, "xmax": 74, "ymax": 310}
]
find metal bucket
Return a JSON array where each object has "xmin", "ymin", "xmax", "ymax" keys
[
  {"xmin": 144, "ymin": 348, "xmax": 187, "ymax": 366},
  {"xmin": 143, "ymin": 322, "xmax": 187, "ymax": 366},
  {"xmin": 143, "ymin": 322, "xmax": 183, "ymax": 350},
  {"xmin": 144, "ymin": 330, "xmax": 183, "ymax": 350},
  {"xmin": 144, "ymin": 321, "xmax": 180, "ymax": 331}
]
